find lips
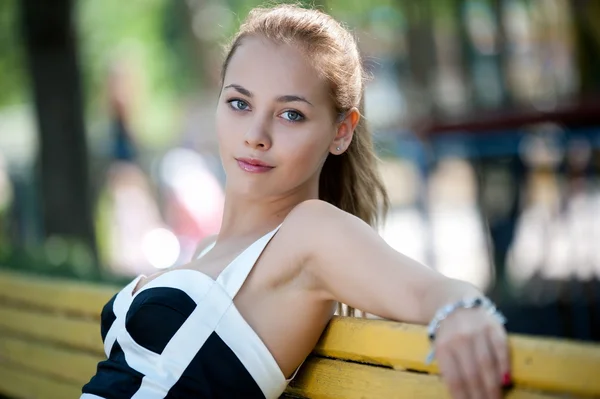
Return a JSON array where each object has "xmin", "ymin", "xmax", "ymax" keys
[{"xmin": 236, "ymin": 157, "xmax": 274, "ymax": 173}]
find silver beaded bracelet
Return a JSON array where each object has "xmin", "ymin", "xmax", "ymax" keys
[{"xmin": 425, "ymin": 296, "xmax": 506, "ymax": 365}]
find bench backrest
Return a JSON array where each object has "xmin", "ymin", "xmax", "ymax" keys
[{"xmin": 0, "ymin": 270, "xmax": 599, "ymax": 399}]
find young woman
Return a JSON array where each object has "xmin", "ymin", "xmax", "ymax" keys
[{"xmin": 82, "ymin": 4, "xmax": 510, "ymax": 399}]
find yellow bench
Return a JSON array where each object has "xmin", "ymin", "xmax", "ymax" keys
[{"xmin": 0, "ymin": 270, "xmax": 599, "ymax": 399}]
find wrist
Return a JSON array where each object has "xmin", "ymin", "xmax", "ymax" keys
[
  {"xmin": 422, "ymin": 278, "xmax": 481, "ymax": 321},
  {"xmin": 428, "ymin": 296, "xmax": 504, "ymax": 340},
  {"xmin": 425, "ymin": 295, "xmax": 506, "ymax": 364}
]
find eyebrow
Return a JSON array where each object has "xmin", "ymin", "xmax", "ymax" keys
[
  {"xmin": 223, "ymin": 84, "xmax": 314, "ymax": 107},
  {"xmin": 277, "ymin": 94, "xmax": 313, "ymax": 107},
  {"xmin": 224, "ymin": 84, "xmax": 252, "ymax": 97}
]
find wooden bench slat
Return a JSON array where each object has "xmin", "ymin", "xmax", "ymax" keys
[
  {"xmin": 315, "ymin": 317, "xmax": 432, "ymax": 370},
  {"xmin": 316, "ymin": 317, "xmax": 600, "ymax": 397},
  {"xmin": 1, "ymin": 270, "xmax": 599, "ymax": 398},
  {"xmin": 0, "ymin": 333, "xmax": 101, "ymax": 385},
  {"xmin": 506, "ymin": 333, "xmax": 600, "ymax": 398},
  {"xmin": 0, "ymin": 270, "xmax": 117, "ymax": 317},
  {"xmin": 285, "ymin": 357, "xmax": 556, "ymax": 399},
  {"xmin": 0, "ymin": 307, "xmax": 104, "ymax": 354},
  {"xmin": 0, "ymin": 363, "xmax": 82, "ymax": 399}
]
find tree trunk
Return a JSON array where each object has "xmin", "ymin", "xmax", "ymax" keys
[
  {"xmin": 570, "ymin": 0, "xmax": 600, "ymax": 96},
  {"xmin": 491, "ymin": 0, "xmax": 511, "ymax": 109},
  {"xmin": 453, "ymin": 0, "xmax": 475, "ymax": 111},
  {"xmin": 402, "ymin": 0, "xmax": 438, "ymax": 119},
  {"xmin": 21, "ymin": 0, "xmax": 97, "ymax": 261}
]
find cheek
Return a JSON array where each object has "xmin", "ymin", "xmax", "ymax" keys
[
  {"xmin": 215, "ymin": 106, "xmax": 242, "ymax": 156},
  {"xmin": 215, "ymin": 107, "xmax": 236, "ymax": 166},
  {"xmin": 278, "ymin": 129, "xmax": 331, "ymax": 173},
  {"xmin": 215, "ymin": 106, "xmax": 229, "ymax": 143}
]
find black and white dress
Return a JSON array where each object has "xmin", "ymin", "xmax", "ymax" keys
[{"xmin": 81, "ymin": 225, "xmax": 298, "ymax": 398}]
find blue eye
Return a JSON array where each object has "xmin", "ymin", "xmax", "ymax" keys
[
  {"xmin": 228, "ymin": 99, "xmax": 249, "ymax": 111},
  {"xmin": 281, "ymin": 110, "xmax": 304, "ymax": 122}
]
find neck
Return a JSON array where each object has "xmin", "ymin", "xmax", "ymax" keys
[{"xmin": 217, "ymin": 180, "xmax": 319, "ymax": 241}]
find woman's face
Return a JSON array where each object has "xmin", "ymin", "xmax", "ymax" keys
[{"xmin": 216, "ymin": 36, "xmax": 339, "ymax": 200}]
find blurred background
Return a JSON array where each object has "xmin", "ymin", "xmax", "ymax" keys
[{"xmin": 0, "ymin": 0, "xmax": 599, "ymax": 341}]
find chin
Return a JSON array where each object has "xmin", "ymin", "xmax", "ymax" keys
[{"xmin": 226, "ymin": 178, "xmax": 266, "ymax": 198}]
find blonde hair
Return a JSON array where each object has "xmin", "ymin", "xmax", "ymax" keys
[{"xmin": 221, "ymin": 4, "xmax": 389, "ymax": 227}]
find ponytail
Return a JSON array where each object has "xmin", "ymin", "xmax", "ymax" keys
[{"xmin": 319, "ymin": 99, "xmax": 389, "ymax": 227}]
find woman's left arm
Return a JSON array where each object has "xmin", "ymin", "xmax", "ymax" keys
[{"xmin": 295, "ymin": 201, "xmax": 510, "ymax": 399}]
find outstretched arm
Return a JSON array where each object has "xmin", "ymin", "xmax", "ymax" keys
[
  {"xmin": 292, "ymin": 200, "xmax": 510, "ymax": 399},
  {"xmin": 297, "ymin": 200, "xmax": 478, "ymax": 322}
]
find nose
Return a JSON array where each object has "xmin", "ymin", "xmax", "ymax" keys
[{"xmin": 244, "ymin": 115, "xmax": 272, "ymax": 151}]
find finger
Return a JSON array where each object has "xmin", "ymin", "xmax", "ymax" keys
[
  {"xmin": 436, "ymin": 347, "xmax": 468, "ymax": 399},
  {"xmin": 474, "ymin": 330, "xmax": 501, "ymax": 399},
  {"xmin": 490, "ymin": 324, "xmax": 511, "ymax": 385},
  {"xmin": 451, "ymin": 338, "xmax": 486, "ymax": 399}
]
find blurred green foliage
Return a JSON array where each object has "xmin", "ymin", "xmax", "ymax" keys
[
  {"xmin": 0, "ymin": 0, "xmax": 593, "ymax": 285},
  {"xmin": 0, "ymin": 236, "xmax": 131, "ymax": 285},
  {"xmin": 0, "ymin": 0, "xmax": 460, "ymax": 144},
  {"xmin": 0, "ymin": 0, "xmax": 27, "ymax": 108},
  {"xmin": 77, "ymin": 0, "xmax": 188, "ymax": 148}
]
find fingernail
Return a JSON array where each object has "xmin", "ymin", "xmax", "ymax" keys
[{"xmin": 502, "ymin": 372, "xmax": 512, "ymax": 387}]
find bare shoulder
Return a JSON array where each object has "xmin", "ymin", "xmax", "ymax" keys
[
  {"xmin": 282, "ymin": 199, "xmax": 372, "ymax": 255},
  {"xmin": 287, "ymin": 199, "xmax": 371, "ymax": 231},
  {"xmin": 286, "ymin": 199, "xmax": 358, "ymax": 227}
]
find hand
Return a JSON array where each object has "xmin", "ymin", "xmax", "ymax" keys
[{"xmin": 433, "ymin": 307, "xmax": 511, "ymax": 399}]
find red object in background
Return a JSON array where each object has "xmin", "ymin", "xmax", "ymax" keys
[{"xmin": 416, "ymin": 97, "xmax": 600, "ymax": 137}]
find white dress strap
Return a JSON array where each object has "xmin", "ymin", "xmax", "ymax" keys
[
  {"xmin": 217, "ymin": 225, "xmax": 282, "ymax": 298},
  {"xmin": 196, "ymin": 241, "xmax": 216, "ymax": 259}
]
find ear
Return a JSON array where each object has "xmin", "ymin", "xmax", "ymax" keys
[{"xmin": 330, "ymin": 107, "xmax": 360, "ymax": 155}]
